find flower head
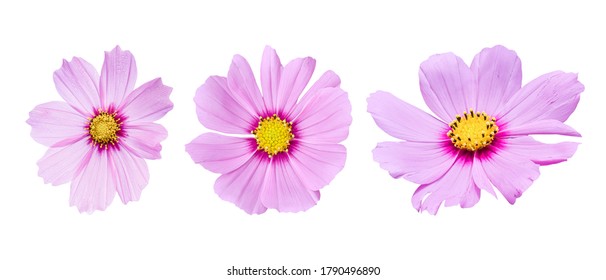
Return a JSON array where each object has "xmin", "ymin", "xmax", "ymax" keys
[
  {"xmin": 368, "ymin": 45, "xmax": 582, "ymax": 214},
  {"xmin": 27, "ymin": 46, "xmax": 173, "ymax": 213},
  {"xmin": 186, "ymin": 46, "xmax": 352, "ymax": 214}
]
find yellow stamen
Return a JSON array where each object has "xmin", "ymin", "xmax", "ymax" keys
[
  {"xmin": 252, "ymin": 114, "xmax": 294, "ymax": 158},
  {"xmin": 447, "ymin": 109, "xmax": 498, "ymax": 152},
  {"xmin": 88, "ymin": 111, "xmax": 121, "ymax": 148}
]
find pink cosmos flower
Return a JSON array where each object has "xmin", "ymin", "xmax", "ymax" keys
[
  {"xmin": 27, "ymin": 46, "xmax": 173, "ymax": 213},
  {"xmin": 368, "ymin": 45, "xmax": 582, "ymax": 214},
  {"xmin": 186, "ymin": 46, "xmax": 351, "ymax": 214}
]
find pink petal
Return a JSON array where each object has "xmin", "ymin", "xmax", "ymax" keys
[
  {"xmin": 260, "ymin": 46, "xmax": 283, "ymax": 113},
  {"xmin": 27, "ymin": 101, "xmax": 87, "ymax": 147},
  {"xmin": 305, "ymin": 70, "xmax": 341, "ymax": 95},
  {"xmin": 195, "ymin": 76, "xmax": 257, "ymax": 134},
  {"xmin": 119, "ymin": 78, "xmax": 173, "ymax": 123},
  {"xmin": 70, "ymin": 150, "xmax": 117, "ymax": 213},
  {"xmin": 227, "ymin": 55, "xmax": 266, "ymax": 117},
  {"xmin": 286, "ymin": 70, "xmax": 341, "ymax": 120},
  {"xmin": 100, "ymin": 46, "xmax": 137, "ymax": 108},
  {"xmin": 53, "ymin": 57, "xmax": 100, "ymax": 116},
  {"xmin": 367, "ymin": 91, "xmax": 446, "ymax": 142},
  {"xmin": 373, "ymin": 141, "xmax": 457, "ymax": 184},
  {"xmin": 260, "ymin": 156, "xmax": 321, "ymax": 212},
  {"xmin": 470, "ymin": 45, "xmax": 522, "ymax": 113},
  {"xmin": 419, "ymin": 53, "xmax": 476, "ymax": 122},
  {"xmin": 291, "ymin": 87, "xmax": 351, "ymax": 144},
  {"xmin": 480, "ymin": 145, "xmax": 540, "ymax": 204},
  {"xmin": 471, "ymin": 154, "xmax": 497, "ymax": 197},
  {"xmin": 275, "ymin": 56, "xmax": 316, "ymax": 116},
  {"xmin": 120, "ymin": 123, "xmax": 168, "ymax": 160},
  {"xmin": 500, "ymin": 136, "xmax": 579, "ymax": 166},
  {"xmin": 498, "ymin": 71, "xmax": 583, "ymax": 126},
  {"xmin": 112, "ymin": 149, "xmax": 149, "ymax": 204},
  {"xmin": 214, "ymin": 152, "xmax": 269, "ymax": 214},
  {"xmin": 503, "ymin": 119, "xmax": 581, "ymax": 137},
  {"xmin": 286, "ymin": 142, "xmax": 346, "ymax": 191},
  {"xmin": 458, "ymin": 184, "xmax": 481, "ymax": 209},
  {"xmin": 185, "ymin": 133, "xmax": 257, "ymax": 174},
  {"xmin": 411, "ymin": 155, "xmax": 478, "ymax": 215},
  {"xmin": 37, "ymin": 138, "xmax": 92, "ymax": 186}
]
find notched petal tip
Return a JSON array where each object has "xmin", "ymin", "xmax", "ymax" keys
[
  {"xmin": 110, "ymin": 45, "xmax": 123, "ymax": 52},
  {"xmin": 263, "ymin": 45, "xmax": 277, "ymax": 55},
  {"xmin": 419, "ymin": 52, "xmax": 475, "ymax": 122},
  {"xmin": 53, "ymin": 56, "xmax": 101, "ymax": 115},
  {"xmin": 118, "ymin": 77, "xmax": 174, "ymax": 123},
  {"xmin": 500, "ymin": 71, "xmax": 584, "ymax": 125},
  {"xmin": 412, "ymin": 192, "xmax": 441, "ymax": 215},
  {"xmin": 106, "ymin": 45, "xmax": 133, "ymax": 58},
  {"xmin": 484, "ymin": 44, "xmax": 518, "ymax": 55},
  {"xmin": 422, "ymin": 51, "xmax": 458, "ymax": 62}
]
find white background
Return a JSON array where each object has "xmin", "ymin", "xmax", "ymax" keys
[{"xmin": 1, "ymin": 1, "xmax": 604, "ymax": 279}]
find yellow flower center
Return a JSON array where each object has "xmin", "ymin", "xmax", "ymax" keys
[
  {"xmin": 447, "ymin": 109, "xmax": 498, "ymax": 152},
  {"xmin": 88, "ymin": 111, "xmax": 121, "ymax": 148},
  {"xmin": 252, "ymin": 114, "xmax": 294, "ymax": 157}
]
